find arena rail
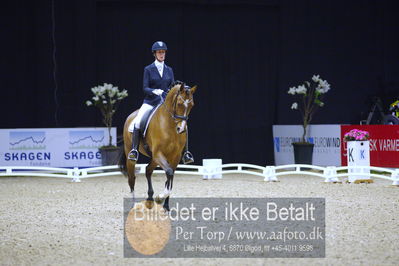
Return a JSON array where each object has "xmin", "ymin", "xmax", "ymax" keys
[
  {"xmin": 1, "ymin": 164, "xmax": 398, "ymax": 185},
  {"xmin": 0, "ymin": 166, "xmax": 82, "ymax": 181},
  {"xmin": 0, "ymin": 163, "xmax": 267, "ymax": 182},
  {"xmin": 262, "ymin": 164, "xmax": 399, "ymax": 185}
]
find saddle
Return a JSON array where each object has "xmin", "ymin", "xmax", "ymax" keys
[
  {"xmin": 139, "ymin": 104, "xmax": 162, "ymax": 137},
  {"xmin": 127, "ymin": 104, "xmax": 161, "ymax": 158}
]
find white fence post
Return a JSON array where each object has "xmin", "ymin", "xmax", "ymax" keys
[
  {"xmin": 202, "ymin": 159, "xmax": 222, "ymax": 180},
  {"xmin": 6, "ymin": 167, "xmax": 12, "ymax": 175},
  {"xmin": 392, "ymin": 170, "xmax": 399, "ymax": 186},
  {"xmin": 323, "ymin": 166, "xmax": 340, "ymax": 183},
  {"xmin": 264, "ymin": 166, "xmax": 278, "ymax": 182},
  {"xmin": 71, "ymin": 167, "xmax": 81, "ymax": 183}
]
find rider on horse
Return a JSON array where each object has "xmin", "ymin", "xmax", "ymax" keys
[{"xmin": 127, "ymin": 41, "xmax": 194, "ymax": 164}]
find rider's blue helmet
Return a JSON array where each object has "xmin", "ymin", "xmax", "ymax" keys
[{"xmin": 151, "ymin": 41, "xmax": 168, "ymax": 52}]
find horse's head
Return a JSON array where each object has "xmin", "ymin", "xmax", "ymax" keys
[{"xmin": 165, "ymin": 82, "xmax": 197, "ymax": 134}]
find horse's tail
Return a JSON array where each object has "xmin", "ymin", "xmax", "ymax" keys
[{"xmin": 118, "ymin": 144, "xmax": 128, "ymax": 177}]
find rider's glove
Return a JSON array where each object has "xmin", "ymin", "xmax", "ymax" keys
[{"xmin": 153, "ymin": 89, "xmax": 164, "ymax": 96}]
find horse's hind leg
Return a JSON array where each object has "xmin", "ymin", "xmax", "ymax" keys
[
  {"xmin": 144, "ymin": 160, "xmax": 157, "ymax": 209},
  {"xmin": 126, "ymin": 160, "xmax": 136, "ymax": 207}
]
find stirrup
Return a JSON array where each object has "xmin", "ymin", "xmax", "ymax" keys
[
  {"xmin": 127, "ymin": 149, "xmax": 139, "ymax": 161},
  {"xmin": 182, "ymin": 151, "xmax": 194, "ymax": 164}
]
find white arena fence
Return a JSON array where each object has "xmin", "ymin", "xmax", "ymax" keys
[{"xmin": 0, "ymin": 163, "xmax": 398, "ymax": 185}]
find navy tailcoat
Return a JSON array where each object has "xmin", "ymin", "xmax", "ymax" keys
[{"xmin": 142, "ymin": 62, "xmax": 174, "ymax": 106}]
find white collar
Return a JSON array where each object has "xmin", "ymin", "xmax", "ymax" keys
[{"xmin": 154, "ymin": 60, "xmax": 164, "ymax": 69}]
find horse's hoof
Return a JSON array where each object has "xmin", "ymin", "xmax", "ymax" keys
[
  {"xmin": 145, "ymin": 200, "xmax": 154, "ymax": 209},
  {"xmin": 155, "ymin": 196, "xmax": 163, "ymax": 204}
]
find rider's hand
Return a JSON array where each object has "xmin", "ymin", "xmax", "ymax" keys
[{"xmin": 153, "ymin": 89, "xmax": 164, "ymax": 96}]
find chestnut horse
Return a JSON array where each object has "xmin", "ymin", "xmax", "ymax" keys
[{"xmin": 120, "ymin": 82, "xmax": 197, "ymax": 211}]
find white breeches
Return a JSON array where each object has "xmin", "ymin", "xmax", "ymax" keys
[{"xmin": 128, "ymin": 103, "xmax": 153, "ymax": 132}]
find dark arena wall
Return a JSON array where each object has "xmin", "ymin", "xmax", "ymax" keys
[{"xmin": 2, "ymin": 0, "xmax": 399, "ymax": 165}]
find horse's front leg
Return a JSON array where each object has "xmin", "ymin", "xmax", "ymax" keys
[
  {"xmin": 154, "ymin": 169, "xmax": 174, "ymax": 205},
  {"xmin": 145, "ymin": 160, "xmax": 157, "ymax": 209},
  {"xmin": 161, "ymin": 172, "xmax": 174, "ymax": 212},
  {"xmin": 163, "ymin": 196, "xmax": 171, "ymax": 213},
  {"xmin": 154, "ymin": 154, "xmax": 175, "ymax": 211}
]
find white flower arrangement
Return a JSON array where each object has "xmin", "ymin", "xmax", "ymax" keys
[
  {"xmin": 288, "ymin": 75, "xmax": 331, "ymax": 143},
  {"xmin": 86, "ymin": 83, "xmax": 128, "ymax": 147}
]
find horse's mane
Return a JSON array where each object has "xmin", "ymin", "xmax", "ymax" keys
[
  {"xmin": 169, "ymin": 80, "xmax": 183, "ymax": 89},
  {"xmin": 165, "ymin": 84, "xmax": 179, "ymax": 104},
  {"xmin": 165, "ymin": 81, "xmax": 191, "ymax": 103}
]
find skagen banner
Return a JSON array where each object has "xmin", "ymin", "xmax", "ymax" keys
[
  {"xmin": 0, "ymin": 128, "xmax": 116, "ymax": 167},
  {"xmin": 273, "ymin": 125, "xmax": 342, "ymax": 166},
  {"xmin": 123, "ymin": 198, "xmax": 325, "ymax": 258}
]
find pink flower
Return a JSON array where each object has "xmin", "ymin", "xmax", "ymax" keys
[{"xmin": 344, "ymin": 129, "xmax": 370, "ymax": 141}]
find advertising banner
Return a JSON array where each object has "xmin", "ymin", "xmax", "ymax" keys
[
  {"xmin": 341, "ymin": 125, "xmax": 399, "ymax": 167},
  {"xmin": 1, "ymin": 128, "xmax": 117, "ymax": 167},
  {"xmin": 273, "ymin": 125, "xmax": 341, "ymax": 166}
]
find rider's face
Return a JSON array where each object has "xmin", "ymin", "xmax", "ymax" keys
[{"xmin": 155, "ymin": 50, "xmax": 166, "ymax": 62}]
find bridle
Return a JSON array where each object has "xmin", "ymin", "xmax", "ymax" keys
[{"xmin": 166, "ymin": 88, "xmax": 193, "ymax": 123}]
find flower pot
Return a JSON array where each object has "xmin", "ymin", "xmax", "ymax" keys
[
  {"xmin": 347, "ymin": 140, "xmax": 372, "ymax": 183},
  {"xmin": 292, "ymin": 142, "xmax": 314, "ymax": 165},
  {"xmin": 99, "ymin": 146, "xmax": 120, "ymax": 166}
]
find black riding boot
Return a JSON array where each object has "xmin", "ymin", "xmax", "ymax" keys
[
  {"xmin": 128, "ymin": 128, "xmax": 140, "ymax": 161},
  {"xmin": 182, "ymin": 130, "xmax": 194, "ymax": 164}
]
